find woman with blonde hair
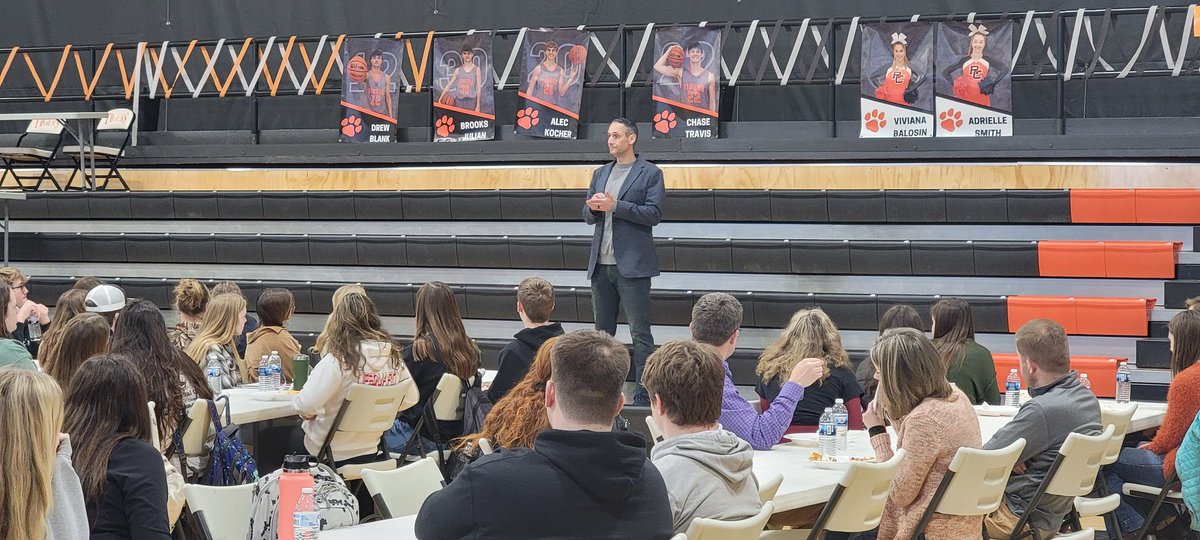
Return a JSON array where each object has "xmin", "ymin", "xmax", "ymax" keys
[
  {"xmin": 931, "ymin": 297, "xmax": 1000, "ymax": 405},
  {"xmin": 184, "ymin": 293, "xmax": 247, "ymax": 388},
  {"xmin": 863, "ymin": 328, "xmax": 982, "ymax": 539},
  {"xmin": 169, "ymin": 278, "xmax": 209, "ymax": 351},
  {"xmin": 458, "ymin": 336, "xmax": 558, "ymax": 455},
  {"xmin": 312, "ymin": 284, "xmax": 367, "ymax": 356},
  {"xmin": 755, "ymin": 308, "xmax": 864, "ymax": 433},
  {"xmin": 40, "ymin": 312, "xmax": 110, "ymax": 390},
  {"xmin": 0, "ymin": 369, "xmax": 89, "ymax": 540},
  {"xmin": 36, "ymin": 288, "xmax": 88, "ymax": 367}
]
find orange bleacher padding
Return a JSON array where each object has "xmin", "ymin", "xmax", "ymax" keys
[
  {"xmin": 992, "ymin": 354, "xmax": 1120, "ymax": 398},
  {"xmin": 1104, "ymin": 241, "xmax": 1180, "ymax": 279},
  {"xmin": 1037, "ymin": 241, "xmax": 1106, "ymax": 278},
  {"xmin": 1075, "ymin": 297, "xmax": 1155, "ymax": 336},
  {"xmin": 1007, "ymin": 296, "xmax": 1077, "ymax": 333},
  {"xmin": 1069, "ymin": 189, "xmax": 1136, "ymax": 223},
  {"xmin": 1133, "ymin": 189, "xmax": 1200, "ymax": 224}
]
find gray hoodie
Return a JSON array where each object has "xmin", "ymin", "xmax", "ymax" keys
[
  {"xmin": 650, "ymin": 428, "xmax": 762, "ymax": 533},
  {"xmin": 48, "ymin": 438, "xmax": 89, "ymax": 540}
]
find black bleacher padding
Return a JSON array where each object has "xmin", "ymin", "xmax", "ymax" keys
[
  {"xmin": 877, "ymin": 295, "xmax": 935, "ymax": 328},
  {"xmin": 169, "ymin": 234, "xmax": 217, "ymax": 263},
  {"xmin": 261, "ymin": 235, "xmax": 311, "ymax": 265},
  {"xmin": 1150, "ymin": 321, "xmax": 1168, "ymax": 339},
  {"xmin": 1179, "ymin": 265, "xmax": 1200, "ymax": 280},
  {"xmin": 662, "ymin": 190, "xmax": 715, "ymax": 221},
  {"xmin": 1164, "ymin": 281, "xmax": 1200, "ymax": 309},
  {"xmin": 552, "ymin": 287, "xmax": 580, "ymax": 323},
  {"xmin": 37, "ymin": 277, "xmax": 74, "ymax": 307},
  {"xmin": 128, "ymin": 192, "xmax": 175, "ymax": 219},
  {"xmin": 562, "ymin": 237, "xmax": 591, "ymax": 270},
  {"xmin": 214, "ymin": 235, "xmax": 263, "ymax": 264},
  {"xmin": 464, "ymin": 285, "xmax": 518, "ymax": 320},
  {"xmin": 850, "ymin": 240, "xmax": 913, "ymax": 275},
  {"xmin": 452, "ymin": 284, "xmax": 469, "ymax": 317},
  {"xmin": 88, "ymin": 192, "xmax": 133, "ymax": 219},
  {"xmin": 508, "ymin": 237, "xmax": 564, "ymax": 269},
  {"xmin": 365, "ymin": 283, "xmax": 415, "ymax": 317},
  {"xmin": 726, "ymin": 349, "xmax": 762, "ymax": 387},
  {"xmin": 827, "ymin": 190, "xmax": 886, "ymax": 222},
  {"xmin": 217, "ymin": 192, "xmax": 265, "ymax": 219},
  {"xmin": 714, "ymin": 190, "xmax": 771, "ymax": 221},
  {"xmin": 401, "ymin": 191, "xmax": 452, "ymax": 220},
  {"xmin": 302, "ymin": 192, "xmax": 353, "ymax": 218},
  {"xmin": 752, "ymin": 292, "xmax": 806, "ymax": 329},
  {"xmin": 1131, "ymin": 383, "xmax": 1168, "ymax": 402},
  {"xmin": 235, "ymin": 281, "xmax": 265, "ymax": 309},
  {"xmin": 43, "ymin": 233, "xmax": 82, "ymax": 262},
  {"xmin": 479, "ymin": 340, "xmax": 506, "ymax": 370},
  {"xmin": 173, "ymin": 192, "xmax": 220, "ymax": 219},
  {"xmin": 44, "ymin": 194, "xmax": 90, "ymax": 219},
  {"xmin": 309, "ymin": 235, "xmax": 358, "ymax": 266},
  {"xmin": 500, "ymin": 190, "xmax": 555, "ymax": 221},
  {"xmin": 574, "ymin": 288, "xmax": 594, "ymax": 324},
  {"xmin": 957, "ymin": 295, "xmax": 1008, "ymax": 333},
  {"xmin": 309, "ymin": 282, "xmax": 340, "ymax": 314},
  {"xmin": 1135, "ymin": 339, "xmax": 1170, "ymax": 369},
  {"xmin": 885, "ymin": 190, "xmax": 947, "ymax": 222},
  {"xmin": 8, "ymin": 233, "xmax": 41, "ymax": 262},
  {"xmin": 10, "ymin": 194, "xmax": 48, "ymax": 219},
  {"xmin": 812, "ymin": 293, "xmax": 879, "ymax": 331},
  {"xmin": 649, "ymin": 289, "xmax": 694, "ymax": 326},
  {"xmin": 119, "ymin": 278, "xmax": 172, "ymax": 307},
  {"xmin": 1006, "ymin": 189, "xmax": 1071, "ymax": 223},
  {"xmin": 911, "ymin": 241, "xmax": 975, "ymax": 276},
  {"xmin": 269, "ymin": 281, "xmax": 313, "ymax": 313},
  {"xmin": 791, "ymin": 240, "xmax": 851, "ymax": 274},
  {"xmin": 353, "ymin": 191, "xmax": 402, "ymax": 220},
  {"xmin": 406, "ymin": 236, "xmax": 457, "ymax": 267},
  {"xmin": 673, "ymin": 239, "xmax": 732, "ymax": 272},
  {"xmin": 261, "ymin": 192, "xmax": 310, "ymax": 220},
  {"xmin": 551, "ymin": 189, "xmax": 588, "ymax": 221},
  {"xmin": 731, "ymin": 239, "xmax": 791, "ymax": 274},
  {"xmin": 80, "ymin": 234, "xmax": 126, "ymax": 263},
  {"xmin": 456, "ymin": 236, "xmax": 510, "ymax": 268},
  {"xmin": 945, "ymin": 190, "xmax": 1008, "ymax": 223},
  {"xmin": 655, "ymin": 238, "xmax": 676, "ymax": 272},
  {"xmin": 770, "ymin": 190, "xmax": 828, "ymax": 222},
  {"xmin": 356, "ymin": 236, "xmax": 407, "ymax": 267},
  {"xmin": 972, "ymin": 241, "xmax": 1039, "ymax": 277},
  {"xmin": 124, "ymin": 234, "xmax": 172, "ymax": 263},
  {"xmin": 450, "ymin": 190, "xmax": 503, "ymax": 220}
]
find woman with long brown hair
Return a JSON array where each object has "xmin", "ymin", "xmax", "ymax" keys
[
  {"xmin": 184, "ymin": 293, "xmax": 247, "ymax": 388},
  {"xmin": 36, "ymin": 288, "xmax": 87, "ymax": 367},
  {"xmin": 857, "ymin": 304, "xmax": 924, "ymax": 406},
  {"xmin": 931, "ymin": 298, "xmax": 1000, "ymax": 405},
  {"xmin": 459, "ymin": 336, "xmax": 559, "ymax": 454},
  {"xmin": 40, "ymin": 312, "xmax": 110, "ymax": 389}
]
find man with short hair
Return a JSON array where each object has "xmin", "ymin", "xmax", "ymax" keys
[
  {"xmin": 416, "ymin": 330, "xmax": 674, "ymax": 539},
  {"xmin": 0, "ymin": 267, "xmax": 49, "ymax": 357},
  {"xmin": 584, "ymin": 118, "xmax": 666, "ymax": 406},
  {"xmin": 487, "ymin": 276, "xmax": 564, "ymax": 402},
  {"xmin": 983, "ymin": 319, "xmax": 1101, "ymax": 539},
  {"xmin": 85, "ymin": 284, "xmax": 127, "ymax": 329},
  {"xmin": 645, "ymin": 339, "xmax": 761, "ymax": 533},
  {"xmin": 690, "ymin": 292, "xmax": 823, "ymax": 450}
]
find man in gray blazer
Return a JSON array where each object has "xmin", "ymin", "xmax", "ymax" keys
[{"xmin": 582, "ymin": 118, "xmax": 666, "ymax": 406}]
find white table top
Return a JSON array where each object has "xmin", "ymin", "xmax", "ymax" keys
[
  {"xmin": 0, "ymin": 111, "xmax": 109, "ymax": 121},
  {"xmin": 321, "ymin": 515, "xmax": 417, "ymax": 540},
  {"xmin": 224, "ymin": 387, "xmax": 297, "ymax": 425}
]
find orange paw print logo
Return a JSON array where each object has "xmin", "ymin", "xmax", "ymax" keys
[
  {"xmin": 653, "ymin": 111, "xmax": 677, "ymax": 134},
  {"xmin": 863, "ymin": 109, "xmax": 887, "ymax": 133},
  {"xmin": 516, "ymin": 107, "xmax": 540, "ymax": 129},
  {"xmin": 340, "ymin": 115, "xmax": 362, "ymax": 137},
  {"xmin": 435, "ymin": 115, "xmax": 455, "ymax": 138},
  {"xmin": 940, "ymin": 108, "xmax": 963, "ymax": 132}
]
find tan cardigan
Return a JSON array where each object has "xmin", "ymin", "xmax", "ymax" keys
[
  {"xmin": 870, "ymin": 386, "xmax": 983, "ymax": 540},
  {"xmin": 243, "ymin": 326, "xmax": 302, "ymax": 382}
]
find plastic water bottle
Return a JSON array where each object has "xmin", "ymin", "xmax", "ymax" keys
[
  {"xmin": 292, "ymin": 487, "xmax": 319, "ymax": 540},
  {"xmin": 832, "ymin": 398, "xmax": 849, "ymax": 453},
  {"xmin": 205, "ymin": 347, "xmax": 224, "ymax": 396},
  {"xmin": 1004, "ymin": 369, "xmax": 1022, "ymax": 407},
  {"xmin": 818, "ymin": 407, "xmax": 838, "ymax": 456},
  {"xmin": 26, "ymin": 316, "xmax": 41, "ymax": 341},
  {"xmin": 1079, "ymin": 373, "xmax": 1093, "ymax": 392},
  {"xmin": 1116, "ymin": 362, "xmax": 1132, "ymax": 404},
  {"xmin": 269, "ymin": 350, "xmax": 283, "ymax": 391},
  {"xmin": 258, "ymin": 355, "xmax": 270, "ymax": 392}
]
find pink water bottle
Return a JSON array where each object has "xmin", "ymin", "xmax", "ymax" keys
[{"xmin": 277, "ymin": 455, "xmax": 315, "ymax": 540}]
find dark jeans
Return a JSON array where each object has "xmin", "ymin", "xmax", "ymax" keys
[
  {"xmin": 591, "ymin": 264, "xmax": 654, "ymax": 406},
  {"xmin": 1104, "ymin": 446, "xmax": 1168, "ymax": 533}
]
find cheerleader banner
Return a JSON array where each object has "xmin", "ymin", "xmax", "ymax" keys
[
  {"xmin": 433, "ymin": 33, "xmax": 496, "ymax": 142},
  {"xmin": 339, "ymin": 38, "xmax": 405, "ymax": 143},
  {"xmin": 515, "ymin": 29, "xmax": 588, "ymax": 140},
  {"xmin": 651, "ymin": 27, "xmax": 721, "ymax": 139},
  {"xmin": 859, "ymin": 22, "xmax": 935, "ymax": 138},
  {"xmin": 935, "ymin": 21, "xmax": 1014, "ymax": 137}
]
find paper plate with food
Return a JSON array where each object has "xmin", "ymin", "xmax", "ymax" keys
[
  {"xmin": 807, "ymin": 451, "xmax": 876, "ymax": 470},
  {"xmin": 783, "ymin": 433, "xmax": 820, "ymax": 447}
]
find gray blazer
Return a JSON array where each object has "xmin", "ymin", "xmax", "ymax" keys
[{"xmin": 581, "ymin": 157, "xmax": 666, "ymax": 280}]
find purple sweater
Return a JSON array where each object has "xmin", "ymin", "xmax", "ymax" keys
[{"xmin": 719, "ymin": 363, "xmax": 804, "ymax": 450}]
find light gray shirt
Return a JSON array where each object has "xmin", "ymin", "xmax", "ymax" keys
[{"xmin": 598, "ymin": 162, "xmax": 634, "ymax": 265}]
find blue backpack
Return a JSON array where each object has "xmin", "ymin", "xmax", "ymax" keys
[{"xmin": 203, "ymin": 396, "xmax": 259, "ymax": 486}]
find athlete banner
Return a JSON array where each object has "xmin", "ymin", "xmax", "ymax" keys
[
  {"xmin": 859, "ymin": 22, "xmax": 935, "ymax": 138},
  {"xmin": 515, "ymin": 29, "xmax": 588, "ymax": 140},
  {"xmin": 432, "ymin": 33, "xmax": 496, "ymax": 142},
  {"xmin": 651, "ymin": 27, "xmax": 720, "ymax": 138},
  {"xmin": 339, "ymin": 38, "xmax": 404, "ymax": 143},
  {"xmin": 935, "ymin": 21, "xmax": 1014, "ymax": 137}
]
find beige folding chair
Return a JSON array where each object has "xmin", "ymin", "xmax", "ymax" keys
[
  {"xmin": 1072, "ymin": 403, "xmax": 1137, "ymax": 535},
  {"xmin": 1008, "ymin": 425, "xmax": 1115, "ymax": 540},
  {"xmin": 684, "ymin": 500, "xmax": 774, "ymax": 540},
  {"xmin": 757, "ymin": 473, "xmax": 784, "ymax": 504},
  {"xmin": 910, "ymin": 438, "xmax": 1027, "ymax": 540},
  {"xmin": 172, "ymin": 398, "xmax": 227, "ymax": 460},
  {"xmin": 361, "ymin": 456, "xmax": 445, "ymax": 519},
  {"xmin": 645, "ymin": 415, "xmax": 664, "ymax": 443},
  {"xmin": 0, "ymin": 118, "xmax": 64, "ymax": 191},
  {"xmin": 61, "ymin": 108, "xmax": 134, "ymax": 190},
  {"xmin": 1121, "ymin": 475, "xmax": 1183, "ymax": 540},
  {"xmin": 317, "ymin": 379, "xmax": 419, "ymax": 481},
  {"xmin": 402, "ymin": 373, "xmax": 469, "ymax": 470},
  {"xmin": 183, "ymin": 483, "xmax": 255, "ymax": 539}
]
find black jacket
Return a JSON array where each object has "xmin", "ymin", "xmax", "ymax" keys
[
  {"xmin": 13, "ymin": 320, "xmax": 49, "ymax": 358},
  {"xmin": 87, "ymin": 438, "xmax": 171, "ymax": 539},
  {"xmin": 486, "ymin": 323, "xmax": 564, "ymax": 403},
  {"xmin": 416, "ymin": 429, "xmax": 674, "ymax": 540}
]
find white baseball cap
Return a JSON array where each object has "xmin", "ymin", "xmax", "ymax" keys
[{"xmin": 85, "ymin": 284, "xmax": 126, "ymax": 313}]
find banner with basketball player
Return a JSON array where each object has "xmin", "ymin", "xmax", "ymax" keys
[
  {"xmin": 859, "ymin": 22, "xmax": 934, "ymax": 138},
  {"xmin": 515, "ymin": 29, "xmax": 588, "ymax": 139},
  {"xmin": 651, "ymin": 27, "xmax": 720, "ymax": 138},
  {"xmin": 432, "ymin": 33, "xmax": 496, "ymax": 142},
  {"xmin": 935, "ymin": 21, "xmax": 1014, "ymax": 137},
  {"xmin": 339, "ymin": 38, "xmax": 404, "ymax": 143}
]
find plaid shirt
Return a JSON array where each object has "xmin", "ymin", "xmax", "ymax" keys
[{"xmin": 719, "ymin": 363, "xmax": 804, "ymax": 451}]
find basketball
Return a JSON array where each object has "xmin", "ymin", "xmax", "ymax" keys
[
  {"xmin": 568, "ymin": 45, "xmax": 586, "ymax": 66},
  {"xmin": 667, "ymin": 45, "xmax": 684, "ymax": 68},
  {"xmin": 347, "ymin": 55, "xmax": 368, "ymax": 83},
  {"xmin": 439, "ymin": 93, "xmax": 456, "ymax": 107}
]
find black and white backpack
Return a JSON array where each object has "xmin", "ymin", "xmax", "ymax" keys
[{"xmin": 246, "ymin": 461, "xmax": 358, "ymax": 540}]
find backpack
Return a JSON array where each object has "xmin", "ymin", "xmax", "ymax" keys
[
  {"xmin": 203, "ymin": 396, "xmax": 259, "ymax": 486},
  {"xmin": 460, "ymin": 372, "xmax": 493, "ymax": 437},
  {"xmin": 246, "ymin": 460, "xmax": 359, "ymax": 540}
]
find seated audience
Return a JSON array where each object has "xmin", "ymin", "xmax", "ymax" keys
[
  {"xmin": 211, "ymin": 281, "xmax": 258, "ymax": 357},
  {"xmin": 0, "ymin": 369, "xmax": 89, "ymax": 540},
  {"xmin": 72, "ymin": 276, "xmax": 104, "ymax": 291},
  {"xmin": 756, "ymin": 308, "xmax": 864, "ymax": 433},
  {"xmin": 64, "ymin": 354, "xmax": 171, "ymax": 538},
  {"xmin": 932, "ymin": 298, "xmax": 1001, "ymax": 405},
  {"xmin": 0, "ymin": 267, "xmax": 50, "ymax": 358},
  {"xmin": 689, "ymin": 293, "xmax": 822, "ymax": 451},
  {"xmin": 457, "ymin": 337, "xmax": 558, "ymax": 458},
  {"xmin": 1105, "ymin": 309, "xmax": 1200, "ymax": 536},
  {"xmin": 982, "ymin": 319, "xmax": 1101, "ymax": 540},
  {"xmin": 312, "ymin": 284, "xmax": 367, "ymax": 357},
  {"xmin": 0, "ymin": 278, "xmax": 36, "ymax": 370},
  {"xmin": 168, "ymin": 278, "xmax": 208, "ymax": 352},
  {"xmin": 84, "ymin": 284, "xmax": 127, "ymax": 329},
  {"xmin": 36, "ymin": 288, "xmax": 88, "ymax": 367},
  {"xmin": 184, "ymin": 293, "xmax": 247, "ymax": 388},
  {"xmin": 857, "ymin": 304, "xmax": 924, "ymax": 406},
  {"xmin": 864, "ymin": 327, "xmax": 983, "ymax": 539},
  {"xmin": 487, "ymin": 276, "xmax": 564, "ymax": 402},
  {"xmin": 645, "ymin": 339, "xmax": 760, "ymax": 533},
  {"xmin": 416, "ymin": 330, "xmax": 674, "ymax": 539},
  {"xmin": 244, "ymin": 288, "xmax": 302, "ymax": 383},
  {"xmin": 40, "ymin": 313, "xmax": 109, "ymax": 389}
]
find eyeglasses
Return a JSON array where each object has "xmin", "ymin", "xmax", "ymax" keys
[{"xmin": 10, "ymin": 283, "xmax": 27, "ymax": 292}]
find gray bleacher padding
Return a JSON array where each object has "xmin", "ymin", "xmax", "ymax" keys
[
  {"xmin": 261, "ymin": 192, "xmax": 310, "ymax": 220},
  {"xmin": 674, "ymin": 238, "xmax": 732, "ymax": 272},
  {"xmin": 401, "ymin": 191, "xmax": 452, "ymax": 220},
  {"xmin": 574, "ymin": 288, "xmax": 595, "ymax": 324},
  {"xmin": 464, "ymin": 285, "xmax": 518, "ymax": 320},
  {"xmin": 812, "ymin": 293, "xmax": 880, "ymax": 330},
  {"xmin": 654, "ymin": 239, "xmax": 676, "ymax": 272},
  {"xmin": 45, "ymin": 193, "xmax": 90, "ymax": 219},
  {"xmin": 234, "ymin": 281, "xmax": 264, "ymax": 307},
  {"xmin": 169, "ymin": 234, "xmax": 216, "ymax": 263},
  {"xmin": 128, "ymin": 192, "xmax": 176, "ymax": 219},
  {"xmin": 217, "ymin": 192, "xmax": 264, "ymax": 219},
  {"xmin": 714, "ymin": 190, "xmax": 771, "ymax": 222},
  {"xmin": 945, "ymin": 190, "xmax": 1009, "ymax": 223},
  {"xmin": 1006, "ymin": 189, "xmax": 1071, "ymax": 223},
  {"xmin": 356, "ymin": 236, "xmax": 407, "ymax": 267},
  {"xmin": 214, "ymin": 235, "xmax": 264, "ymax": 264},
  {"xmin": 647, "ymin": 289, "xmax": 694, "ymax": 326},
  {"xmin": 308, "ymin": 282, "xmax": 340, "ymax": 314},
  {"xmin": 958, "ymin": 295, "xmax": 1009, "ymax": 334},
  {"xmin": 550, "ymin": 189, "xmax": 588, "ymax": 220},
  {"xmin": 124, "ymin": 234, "xmax": 172, "ymax": 263},
  {"xmin": 81, "ymin": 234, "xmax": 127, "ymax": 263},
  {"xmin": 885, "ymin": 190, "xmax": 947, "ymax": 223},
  {"xmin": 662, "ymin": 189, "xmax": 715, "ymax": 221},
  {"xmin": 500, "ymin": 190, "xmax": 555, "ymax": 221},
  {"xmin": 88, "ymin": 192, "xmax": 133, "ymax": 219},
  {"xmin": 561, "ymin": 237, "xmax": 590, "ymax": 270},
  {"xmin": 352, "ymin": 191, "xmax": 402, "ymax": 220},
  {"xmin": 508, "ymin": 236, "xmax": 565, "ymax": 270},
  {"xmin": 43, "ymin": 233, "xmax": 82, "ymax": 262},
  {"xmin": 877, "ymin": 294, "xmax": 935, "ymax": 328},
  {"xmin": 172, "ymin": 192, "xmax": 220, "ymax": 219},
  {"xmin": 911, "ymin": 241, "xmax": 975, "ymax": 276},
  {"xmin": 450, "ymin": 190, "xmax": 502, "ymax": 221},
  {"xmin": 769, "ymin": 190, "xmax": 828, "ymax": 222},
  {"xmin": 972, "ymin": 240, "xmax": 1039, "ymax": 277},
  {"xmin": 261, "ymin": 235, "xmax": 310, "ymax": 265},
  {"xmin": 405, "ymin": 236, "xmax": 457, "ymax": 267},
  {"xmin": 261, "ymin": 280, "xmax": 312, "ymax": 313},
  {"xmin": 10, "ymin": 194, "xmax": 48, "ymax": 219},
  {"xmin": 791, "ymin": 240, "xmax": 851, "ymax": 274},
  {"xmin": 38, "ymin": 277, "xmax": 74, "ymax": 307},
  {"xmin": 828, "ymin": 190, "xmax": 885, "ymax": 223},
  {"xmin": 1135, "ymin": 339, "xmax": 1170, "ymax": 369},
  {"xmin": 309, "ymin": 235, "xmax": 357, "ymax": 266},
  {"xmin": 364, "ymin": 283, "xmax": 415, "ymax": 317},
  {"xmin": 731, "ymin": 239, "xmax": 791, "ymax": 274},
  {"xmin": 752, "ymin": 291, "xmax": 805, "ymax": 329},
  {"xmin": 850, "ymin": 240, "xmax": 913, "ymax": 275},
  {"xmin": 456, "ymin": 236, "xmax": 511, "ymax": 268},
  {"xmin": 120, "ymin": 278, "xmax": 172, "ymax": 307},
  {"xmin": 1164, "ymin": 281, "xmax": 1200, "ymax": 309},
  {"xmin": 305, "ymin": 192, "xmax": 355, "ymax": 218},
  {"xmin": 554, "ymin": 287, "xmax": 581, "ymax": 323}
]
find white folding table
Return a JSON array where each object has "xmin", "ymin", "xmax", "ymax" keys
[{"xmin": 0, "ymin": 111, "xmax": 110, "ymax": 191}]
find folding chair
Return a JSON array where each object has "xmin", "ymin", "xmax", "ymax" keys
[
  {"xmin": 1072, "ymin": 403, "xmax": 1138, "ymax": 536},
  {"xmin": 0, "ymin": 118, "xmax": 65, "ymax": 191},
  {"xmin": 361, "ymin": 456, "xmax": 445, "ymax": 519},
  {"xmin": 62, "ymin": 108, "xmax": 134, "ymax": 191},
  {"xmin": 1009, "ymin": 426, "xmax": 1115, "ymax": 540},
  {"xmin": 911, "ymin": 438, "xmax": 1027, "ymax": 540},
  {"xmin": 1122, "ymin": 473, "xmax": 1183, "ymax": 540},
  {"xmin": 316, "ymin": 381, "xmax": 419, "ymax": 481},
  {"xmin": 183, "ymin": 483, "xmax": 255, "ymax": 539},
  {"xmin": 757, "ymin": 473, "xmax": 784, "ymax": 504},
  {"xmin": 402, "ymin": 373, "xmax": 469, "ymax": 477},
  {"xmin": 646, "ymin": 415, "xmax": 664, "ymax": 443},
  {"xmin": 684, "ymin": 500, "xmax": 774, "ymax": 540}
]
